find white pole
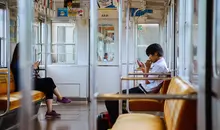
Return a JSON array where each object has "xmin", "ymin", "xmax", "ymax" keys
[
  {"xmin": 44, "ymin": 12, "xmax": 48, "ymax": 77},
  {"xmin": 90, "ymin": 0, "xmax": 98, "ymax": 129},
  {"xmin": 18, "ymin": 0, "xmax": 34, "ymax": 129},
  {"xmin": 118, "ymin": 0, "xmax": 124, "ymax": 114},
  {"xmin": 125, "ymin": 0, "xmax": 130, "ymax": 110}
]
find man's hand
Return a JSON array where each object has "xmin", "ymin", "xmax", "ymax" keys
[
  {"xmin": 145, "ymin": 60, "xmax": 152, "ymax": 69},
  {"xmin": 33, "ymin": 61, "xmax": 40, "ymax": 69}
]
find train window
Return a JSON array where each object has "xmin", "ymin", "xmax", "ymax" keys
[
  {"xmin": 97, "ymin": 24, "xmax": 115, "ymax": 63},
  {"xmin": 33, "ymin": 23, "xmax": 40, "ymax": 61},
  {"xmin": 137, "ymin": 24, "xmax": 159, "ymax": 62},
  {"xmin": 190, "ymin": 0, "xmax": 198, "ymax": 84},
  {"xmin": 51, "ymin": 23, "xmax": 76, "ymax": 64},
  {"xmin": 10, "ymin": 19, "xmax": 16, "ymax": 43},
  {"xmin": 215, "ymin": 0, "xmax": 220, "ymax": 75},
  {"xmin": 175, "ymin": 0, "xmax": 179, "ymax": 75}
]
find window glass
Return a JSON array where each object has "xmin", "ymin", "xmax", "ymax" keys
[
  {"xmin": 97, "ymin": 24, "xmax": 115, "ymax": 63},
  {"xmin": 10, "ymin": 19, "xmax": 16, "ymax": 43},
  {"xmin": 33, "ymin": 23, "xmax": 40, "ymax": 61},
  {"xmin": 51, "ymin": 23, "xmax": 76, "ymax": 64},
  {"xmin": 175, "ymin": 0, "xmax": 179, "ymax": 74},
  {"xmin": 216, "ymin": 0, "xmax": 220, "ymax": 75},
  {"xmin": 190, "ymin": 0, "xmax": 198, "ymax": 84},
  {"xmin": 137, "ymin": 24, "xmax": 159, "ymax": 62}
]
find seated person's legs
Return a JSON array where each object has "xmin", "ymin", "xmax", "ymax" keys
[
  {"xmin": 34, "ymin": 77, "xmax": 71, "ymax": 118},
  {"xmin": 105, "ymin": 87, "xmax": 144, "ymax": 125},
  {"xmin": 35, "ymin": 77, "xmax": 71, "ymax": 103},
  {"xmin": 34, "ymin": 81, "xmax": 60, "ymax": 118}
]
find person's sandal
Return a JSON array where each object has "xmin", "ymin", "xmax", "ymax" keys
[
  {"xmin": 45, "ymin": 110, "xmax": 61, "ymax": 119},
  {"xmin": 57, "ymin": 97, "xmax": 71, "ymax": 103}
]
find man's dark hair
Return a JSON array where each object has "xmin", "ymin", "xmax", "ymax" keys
[{"xmin": 146, "ymin": 43, "xmax": 164, "ymax": 57}]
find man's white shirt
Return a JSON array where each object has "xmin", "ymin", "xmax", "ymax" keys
[{"xmin": 142, "ymin": 57, "xmax": 169, "ymax": 92}]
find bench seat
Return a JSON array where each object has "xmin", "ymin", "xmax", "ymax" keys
[
  {"xmin": 129, "ymin": 80, "xmax": 171, "ymax": 111},
  {"xmin": 0, "ymin": 68, "xmax": 45, "ymax": 111},
  {"xmin": 112, "ymin": 113, "xmax": 165, "ymax": 130},
  {"xmin": 111, "ymin": 77, "xmax": 197, "ymax": 130},
  {"xmin": 0, "ymin": 90, "xmax": 45, "ymax": 111}
]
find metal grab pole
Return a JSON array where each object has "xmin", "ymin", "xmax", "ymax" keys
[
  {"xmin": 18, "ymin": 0, "xmax": 34, "ymax": 129},
  {"xmin": 118, "ymin": 0, "xmax": 123, "ymax": 115},
  {"xmin": 125, "ymin": 0, "xmax": 131, "ymax": 112},
  {"xmin": 44, "ymin": 16, "xmax": 48, "ymax": 77},
  {"xmin": 0, "ymin": 1, "xmax": 10, "ymax": 117},
  {"xmin": 90, "ymin": 0, "xmax": 98, "ymax": 130}
]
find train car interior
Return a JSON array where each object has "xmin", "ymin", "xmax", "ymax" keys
[{"xmin": 0, "ymin": 0, "xmax": 220, "ymax": 130}]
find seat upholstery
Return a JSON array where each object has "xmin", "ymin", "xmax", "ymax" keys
[
  {"xmin": 0, "ymin": 91, "xmax": 45, "ymax": 111},
  {"xmin": 111, "ymin": 77, "xmax": 197, "ymax": 130},
  {"xmin": 0, "ymin": 69, "xmax": 15, "ymax": 95},
  {"xmin": 0, "ymin": 68, "xmax": 45, "ymax": 111},
  {"xmin": 111, "ymin": 113, "xmax": 165, "ymax": 130},
  {"xmin": 164, "ymin": 77, "xmax": 197, "ymax": 130},
  {"xmin": 129, "ymin": 79, "xmax": 171, "ymax": 111}
]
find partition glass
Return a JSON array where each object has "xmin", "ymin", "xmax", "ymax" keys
[
  {"xmin": 175, "ymin": 0, "xmax": 179, "ymax": 75},
  {"xmin": 97, "ymin": 23, "xmax": 116, "ymax": 65},
  {"xmin": 51, "ymin": 23, "xmax": 76, "ymax": 64},
  {"xmin": 190, "ymin": 0, "xmax": 198, "ymax": 84},
  {"xmin": 137, "ymin": 24, "xmax": 159, "ymax": 63}
]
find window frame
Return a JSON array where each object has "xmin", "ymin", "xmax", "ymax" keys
[{"xmin": 51, "ymin": 22, "xmax": 78, "ymax": 65}]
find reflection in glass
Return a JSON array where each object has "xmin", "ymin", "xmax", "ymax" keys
[{"xmin": 97, "ymin": 24, "xmax": 115, "ymax": 63}]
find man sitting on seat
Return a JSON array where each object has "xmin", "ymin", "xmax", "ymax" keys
[{"xmin": 105, "ymin": 43, "xmax": 169, "ymax": 125}]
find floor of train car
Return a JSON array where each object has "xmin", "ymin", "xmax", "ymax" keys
[{"xmin": 12, "ymin": 102, "xmax": 106, "ymax": 130}]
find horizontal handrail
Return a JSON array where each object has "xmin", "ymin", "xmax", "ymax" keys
[
  {"xmin": 0, "ymin": 72, "xmax": 8, "ymax": 74},
  {"xmin": 128, "ymin": 72, "xmax": 171, "ymax": 76},
  {"xmin": 94, "ymin": 93, "xmax": 197, "ymax": 100},
  {"xmin": 121, "ymin": 77, "xmax": 171, "ymax": 80}
]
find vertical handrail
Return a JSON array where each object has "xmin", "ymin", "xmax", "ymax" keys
[
  {"xmin": 0, "ymin": 1, "xmax": 11, "ymax": 117},
  {"xmin": 132, "ymin": 18, "xmax": 136, "ymax": 89},
  {"xmin": 90, "ymin": 0, "xmax": 98, "ymax": 130},
  {"xmin": 44, "ymin": 13, "xmax": 48, "ymax": 77},
  {"xmin": 18, "ymin": 0, "xmax": 34, "ymax": 129},
  {"xmin": 125, "ymin": 0, "xmax": 131, "ymax": 112},
  {"xmin": 118, "ymin": 0, "xmax": 123, "ymax": 115}
]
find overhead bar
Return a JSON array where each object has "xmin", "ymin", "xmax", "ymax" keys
[{"xmin": 94, "ymin": 93, "xmax": 197, "ymax": 100}]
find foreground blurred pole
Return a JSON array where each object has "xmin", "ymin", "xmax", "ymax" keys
[
  {"xmin": 90, "ymin": 0, "xmax": 98, "ymax": 130},
  {"xmin": 18, "ymin": 0, "xmax": 34, "ymax": 130}
]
